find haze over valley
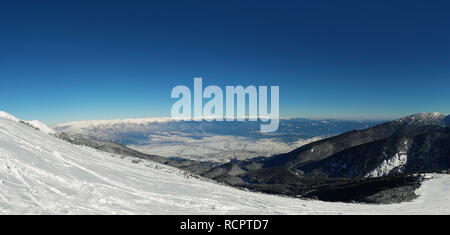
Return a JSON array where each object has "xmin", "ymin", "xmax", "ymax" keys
[{"xmin": 55, "ymin": 118, "xmax": 381, "ymax": 162}]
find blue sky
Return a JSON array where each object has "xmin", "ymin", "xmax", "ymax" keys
[{"xmin": 1, "ymin": 0, "xmax": 449, "ymax": 124}]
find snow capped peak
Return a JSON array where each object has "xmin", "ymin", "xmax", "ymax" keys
[
  {"xmin": 407, "ymin": 112, "xmax": 445, "ymax": 119},
  {"xmin": 0, "ymin": 111, "xmax": 20, "ymax": 122},
  {"xmin": 0, "ymin": 111, "xmax": 55, "ymax": 135},
  {"xmin": 28, "ymin": 120, "xmax": 56, "ymax": 135},
  {"xmin": 396, "ymin": 112, "xmax": 447, "ymax": 126}
]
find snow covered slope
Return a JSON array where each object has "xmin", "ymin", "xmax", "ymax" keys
[
  {"xmin": 0, "ymin": 111, "xmax": 55, "ymax": 135},
  {"xmin": 0, "ymin": 111, "xmax": 19, "ymax": 122},
  {"xmin": 0, "ymin": 112, "xmax": 449, "ymax": 214},
  {"xmin": 27, "ymin": 120, "xmax": 56, "ymax": 135}
]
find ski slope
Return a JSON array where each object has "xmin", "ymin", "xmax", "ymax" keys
[{"xmin": 0, "ymin": 113, "xmax": 449, "ymax": 214}]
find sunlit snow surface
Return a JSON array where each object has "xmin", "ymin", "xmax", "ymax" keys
[{"xmin": 1, "ymin": 116, "xmax": 449, "ymax": 214}]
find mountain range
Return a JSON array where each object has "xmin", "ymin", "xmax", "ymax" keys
[
  {"xmin": 262, "ymin": 112, "xmax": 449, "ymax": 177},
  {"xmin": 0, "ymin": 111, "xmax": 449, "ymax": 213},
  {"xmin": 197, "ymin": 113, "xmax": 449, "ymax": 202},
  {"xmin": 52, "ymin": 112, "xmax": 450, "ymax": 203},
  {"xmin": 54, "ymin": 118, "xmax": 381, "ymax": 162},
  {"xmin": 2, "ymin": 111, "xmax": 449, "ymax": 214}
]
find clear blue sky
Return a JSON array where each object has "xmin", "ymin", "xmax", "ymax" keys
[{"xmin": 1, "ymin": 0, "xmax": 449, "ymax": 124}]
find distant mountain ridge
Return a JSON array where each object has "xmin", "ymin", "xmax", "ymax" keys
[
  {"xmin": 54, "ymin": 117, "xmax": 383, "ymax": 143},
  {"xmin": 261, "ymin": 113, "xmax": 449, "ymax": 172},
  {"xmin": 54, "ymin": 117, "xmax": 382, "ymax": 162}
]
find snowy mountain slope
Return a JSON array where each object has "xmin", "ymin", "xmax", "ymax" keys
[
  {"xmin": 0, "ymin": 111, "xmax": 19, "ymax": 122},
  {"xmin": 296, "ymin": 130, "xmax": 450, "ymax": 178},
  {"xmin": 0, "ymin": 111, "xmax": 55, "ymax": 135},
  {"xmin": 27, "ymin": 120, "xmax": 56, "ymax": 135},
  {"xmin": 0, "ymin": 113, "xmax": 449, "ymax": 214},
  {"xmin": 396, "ymin": 112, "xmax": 448, "ymax": 126},
  {"xmin": 263, "ymin": 112, "xmax": 449, "ymax": 171}
]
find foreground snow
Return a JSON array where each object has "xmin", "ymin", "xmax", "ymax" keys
[{"xmin": 0, "ymin": 115, "xmax": 449, "ymax": 214}]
